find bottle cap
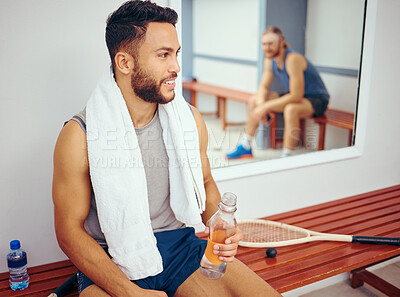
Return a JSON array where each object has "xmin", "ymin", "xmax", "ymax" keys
[{"xmin": 10, "ymin": 240, "xmax": 21, "ymax": 250}]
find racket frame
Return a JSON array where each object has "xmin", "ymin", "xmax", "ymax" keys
[{"xmin": 238, "ymin": 219, "xmax": 352, "ymax": 248}]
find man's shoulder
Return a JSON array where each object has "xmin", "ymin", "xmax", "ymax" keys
[
  {"xmin": 286, "ymin": 51, "xmax": 306, "ymax": 62},
  {"xmin": 54, "ymin": 120, "xmax": 88, "ymax": 163},
  {"xmin": 62, "ymin": 119, "xmax": 87, "ymax": 139},
  {"xmin": 285, "ymin": 51, "xmax": 307, "ymax": 71},
  {"xmin": 190, "ymin": 105, "xmax": 203, "ymax": 128}
]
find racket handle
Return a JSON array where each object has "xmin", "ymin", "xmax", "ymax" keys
[
  {"xmin": 48, "ymin": 272, "xmax": 78, "ymax": 297},
  {"xmin": 352, "ymin": 236, "xmax": 400, "ymax": 245}
]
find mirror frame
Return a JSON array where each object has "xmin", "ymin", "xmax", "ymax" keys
[{"xmin": 171, "ymin": 0, "xmax": 375, "ymax": 182}]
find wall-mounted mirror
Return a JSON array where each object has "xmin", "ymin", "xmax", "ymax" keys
[{"xmin": 182, "ymin": 0, "xmax": 365, "ymax": 169}]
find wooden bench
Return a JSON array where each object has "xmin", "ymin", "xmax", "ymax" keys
[
  {"xmin": 269, "ymin": 108, "xmax": 355, "ymax": 150},
  {"xmin": 182, "ymin": 80, "xmax": 252, "ymax": 130},
  {"xmin": 233, "ymin": 184, "xmax": 400, "ymax": 294},
  {"xmin": 1, "ymin": 185, "xmax": 399, "ymax": 296}
]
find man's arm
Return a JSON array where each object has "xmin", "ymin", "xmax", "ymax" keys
[
  {"xmin": 280, "ymin": 53, "xmax": 307, "ymax": 103},
  {"xmin": 251, "ymin": 53, "xmax": 308, "ymax": 121},
  {"xmin": 255, "ymin": 58, "xmax": 275, "ymax": 104},
  {"xmin": 191, "ymin": 107, "xmax": 243, "ymax": 263},
  {"xmin": 191, "ymin": 107, "xmax": 220, "ymax": 223},
  {"xmin": 52, "ymin": 121, "xmax": 165, "ymax": 297}
]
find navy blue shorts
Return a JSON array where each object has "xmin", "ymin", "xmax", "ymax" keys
[
  {"xmin": 278, "ymin": 92, "xmax": 328, "ymax": 117},
  {"xmin": 306, "ymin": 97, "xmax": 329, "ymax": 117},
  {"xmin": 77, "ymin": 227, "xmax": 207, "ymax": 297}
]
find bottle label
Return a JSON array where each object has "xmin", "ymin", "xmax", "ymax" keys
[{"xmin": 8, "ymin": 257, "xmax": 27, "ymax": 269}]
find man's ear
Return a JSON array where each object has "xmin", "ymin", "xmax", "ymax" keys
[
  {"xmin": 114, "ymin": 52, "xmax": 134, "ymax": 75},
  {"xmin": 280, "ymin": 38, "xmax": 287, "ymax": 48}
]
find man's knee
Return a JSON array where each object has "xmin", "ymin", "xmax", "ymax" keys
[
  {"xmin": 248, "ymin": 95, "xmax": 258, "ymax": 110},
  {"xmin": 283, "ymin": 103, "xmax": 300, "ymax": 120}
]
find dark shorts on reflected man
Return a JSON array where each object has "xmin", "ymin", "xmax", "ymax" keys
[
  {"xmin": 77, "ymin": 227, "xmax": 207, "ymax": 297},
  {"xmin": 306, "ymin": 97, "xmax": 329, "ymax": 117}
]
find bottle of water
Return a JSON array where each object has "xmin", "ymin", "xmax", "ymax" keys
[
  {"xmin": 200, "ymin": 192, "xmax": 237, "ymax": 279},
  {"xmin": 7, "ymin": 240, "xmax": 29, "ymax": 291}
]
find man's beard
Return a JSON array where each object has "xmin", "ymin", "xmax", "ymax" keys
[
  {"xmin": 265, "ymin": 46, "xmax": 281, "ymax": 59},
  {"xmin": 130, "ymin": 63, "xmax": 177, "ymax": 104}
]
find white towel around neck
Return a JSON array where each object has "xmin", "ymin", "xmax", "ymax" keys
[{"xmin": 86, "ymin": 67, "xmax": 206, "ymax": 280}]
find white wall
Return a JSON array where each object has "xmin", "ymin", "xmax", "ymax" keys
[
  {"xmin": 192, "ymin": 0, "xmax": 259, "ymax": 61},
  {"xmin": 0, "ymin": 0, "xmax": 399, "ymax": 280},
  {"xmin": 192, "ymin": 0, "xmax": 259, "ymax": 118},
  {"xmin": 304, "ymin": 0, "xmax": 364, "ymax": 149},
  {"xmin": 306, "ymin": 0, "xmax": 364, "ymax": 69},
  {"xmin": 0, "ymin": 0, "xmax": 126, "ymax": 273}
]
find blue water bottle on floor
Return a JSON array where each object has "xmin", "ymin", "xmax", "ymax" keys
[{"xmin": 7, "ymin": 240, "xmax": 29, "ymax": 290}]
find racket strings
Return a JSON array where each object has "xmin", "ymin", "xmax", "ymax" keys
[{"xmin": 239, "ymin": 222, "xmax": 308, "ymax": 243}]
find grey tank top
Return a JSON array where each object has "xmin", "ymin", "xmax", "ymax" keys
[{"xmin": 71, "ymin": 108, "xmax": 185, "ymax": 247}]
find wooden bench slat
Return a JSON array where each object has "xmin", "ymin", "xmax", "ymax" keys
[
  {"xmin": 29, "ymin": 266, "xmax": 77, "ymax": 285},
  {"xmin": 28, "ymin": 260, "xmax": 74, "ymax": 275},
  {"xmin": 266, "ymin": 197, "xmax": 400, "ymax": 234},
  {"xmin": 295, "ymin": 200, "xmax": 400, "ymax": 232},
  {"xmin": 314, "ymin": 110, "xmax": 355, "ymax": 126},
  {"xmin": 182, "ymin": 81, "xmax": 252, "ymax": 103},
  {"xmin": 275, "ymin": 191, "xmax": 400, "ymax": 227},
  {"xmin": 265, "ymin": 185, "xmax": 400, "ymax": 222},
  {"xmin": 183, "ymin": 80, "xmax": 252, "ymax": 130}
]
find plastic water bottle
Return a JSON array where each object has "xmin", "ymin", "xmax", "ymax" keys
[
  {"xmin": 7, "ymin": 240, "xmax": 29, "ymax": 290},
  {"xmin": 200, "ymin": 192, "xmax": 237, "ymax": 279}
]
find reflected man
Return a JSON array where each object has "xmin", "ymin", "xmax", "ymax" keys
[{"xmin": 226, "ymin": 26, "xmax": 329, "ymax": 159}]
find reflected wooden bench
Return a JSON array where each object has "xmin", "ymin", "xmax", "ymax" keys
[
  {"xmin": 1, "ymin": 186, "xmax": 399, "ymax": 296},
  {"xmin": 182, "ymin": 80, "xmax": 252, "ymax": 130},
  {"xmin": 269, "ymin": 108, "xmax": 355, "ymax": 150}
]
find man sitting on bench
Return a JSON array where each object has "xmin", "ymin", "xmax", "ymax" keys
[
  {"xmin": 52, "ymin": 1, "xmax": 282, "ymax": 297},
  {"xmin": 226, "ymin": 26, "xmax": 330, "ymax": 159}
]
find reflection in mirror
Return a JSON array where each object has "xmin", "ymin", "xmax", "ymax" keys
[{"xmin": 182, "ymin": 0, "xmax": 365, "ymax": 169}]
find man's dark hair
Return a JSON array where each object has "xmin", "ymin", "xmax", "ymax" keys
[{"xmin": 105, "ymin": 0, "xmax": 178, "ymax": 67}]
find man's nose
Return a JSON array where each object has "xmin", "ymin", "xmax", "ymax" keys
[{"xmin": 169, "ymin": 57, "xmax": 180, "ymax": 73}]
